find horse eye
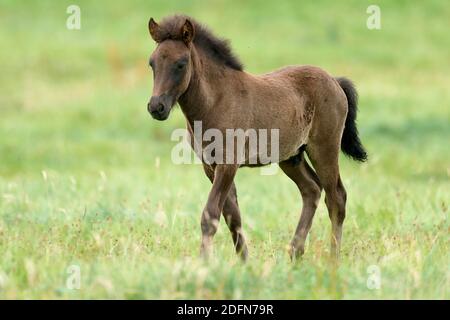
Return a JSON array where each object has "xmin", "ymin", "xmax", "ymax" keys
[{"xmin": 175, "ymin": 59, "xmax": 187, "ymax": 70}]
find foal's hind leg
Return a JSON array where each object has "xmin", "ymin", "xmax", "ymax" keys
[
  {"xmin": 307, "ymin": 145, "xmax": 347, "ymax": 261},
  {"xmin": 280, "ymin": 156, "xmax": 322, "ymax": 260},
  {"xmin": 203, "ymin": 164, "xmax": 248, "ymax": 261}
]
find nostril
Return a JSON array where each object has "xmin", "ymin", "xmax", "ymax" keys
[{"xmin": 157, "ymin": 103, "xmax": 164, "ymax": 113}]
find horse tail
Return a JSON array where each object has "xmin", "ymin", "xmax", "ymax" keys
[{"xmin": 336, "ymin": 77, "xmax": 368, "ymax": 162}]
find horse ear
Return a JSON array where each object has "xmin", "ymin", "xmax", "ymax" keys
[
  {"xmin": 181, "ymin": 19, "xmax": 195, "ymax": 45},
  {"xmin": 148, "ymin": 18, "xmax": 161, "ymax": 42}
]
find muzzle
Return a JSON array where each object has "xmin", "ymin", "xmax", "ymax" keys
[{"xmin": 148, "ymin": 94, "xmax": 172, "ymax": 120}]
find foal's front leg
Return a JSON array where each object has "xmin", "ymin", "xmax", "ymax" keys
[{"xmin": 200, "ymin": 164, "xmax": 238, "ymax": 258}]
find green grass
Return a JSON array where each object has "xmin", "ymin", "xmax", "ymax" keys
[{"xmin": 0, "ymin": 0, "xmax": 449, "ymax": 299}]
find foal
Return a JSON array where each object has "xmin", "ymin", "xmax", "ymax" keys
[{"xmin": 146, "ymin": 15, "xmax": 367, "ymax": 261}]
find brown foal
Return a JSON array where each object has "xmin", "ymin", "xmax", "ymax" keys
[{"xmin": 146, "ymin": 15, "xmax": 367, "ymax": 261}]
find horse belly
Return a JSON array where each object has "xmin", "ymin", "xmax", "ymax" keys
[
  {"xmin": 241, "ymin": 106, "xmax": 312, "ymax": 166},
  {"xmin": 278, "ymin": 121, "xmax": 312, "ymax": 161}
]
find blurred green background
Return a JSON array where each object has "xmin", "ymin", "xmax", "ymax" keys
[{"xmin": 0, "ymin": 0, "xmax": 448, "ymax": 299}]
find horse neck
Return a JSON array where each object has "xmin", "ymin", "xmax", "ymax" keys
[{"xmin": 178, "ymin": 46, "xmax": 231, "ymax": 126}]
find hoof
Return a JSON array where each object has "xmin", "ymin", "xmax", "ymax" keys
[
  {"xmin": 288, "ymin": 245, "xmax": 304, "ymax": 262},
  {"xmin": 238, "ymin": 247, "xmax": 249, "ymax": 262}
]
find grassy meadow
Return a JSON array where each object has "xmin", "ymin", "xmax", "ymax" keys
[{"xmin": 0, "ymin": 0, "xmax": 448, "ymax": 299}]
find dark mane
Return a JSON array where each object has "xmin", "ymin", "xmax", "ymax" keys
[{"xmin": 156, "ymin": 15, "xmax": 244, "ymax": 71}]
